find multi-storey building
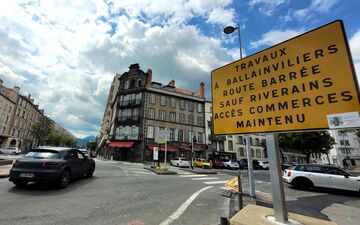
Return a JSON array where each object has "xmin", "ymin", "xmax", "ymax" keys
[
  {"xmin": 0, "ymin": 79, "xmax": 71, "ymax": 152},
  {"xmin": 204, "ymin": 101, "xmax": 268, "ymax": 162},
  {"xmin": 99, "ymin": 63, "xmax": 206, "ymax": 162}
]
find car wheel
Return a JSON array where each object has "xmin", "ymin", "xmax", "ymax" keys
[
  {"xmin": 86, "ymin": 166, "xmax": 94, "ymax": 178},
  {"xmin": 0, "ymin": 150, "xmax": 2, "ymax": 154},
  {"xmin": 292, "ymin": 178, "xmax": 313, "ymax": 190},
  {"xmin": 227, "ymin": 165, "xmax": 231, "ymax": 169},
  {"xmin": 13, "ymin": 180, "xmax": 28, "ymax": 188},
  {"xmin": 58, "ymin": 169, "xmax": 71, "ymax": 188},
  {"xmin": 177, "ymin": 163, "xmax": 179, "ymax": 167}
]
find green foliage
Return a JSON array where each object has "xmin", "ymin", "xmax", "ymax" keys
[
  {"xmin": 46, "ymin": 130, "xmax": 76, "ymax": 147},
  {"xmin": 30, "ymin": 116, "xmax": 54, "ymax": 146},
  {"xmin": 86, "ymin": 141, "xmax": 97, "ymax": 152},
  {"xmin": 279, "ymin": 131, "xmax": 335, "ymax": 163}
]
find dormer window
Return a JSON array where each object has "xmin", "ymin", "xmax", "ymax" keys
[{"xmin": 124, "ymin": 80, "xmax": 129, "ymax": 89}]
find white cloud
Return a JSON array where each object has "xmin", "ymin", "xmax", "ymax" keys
[
  {"xmin": 349, "ymin": 29, "xmax": 360, "ymax": 85},
  {"xmin": 0, "ymin": 0, "xmax": 234, "ymax": 138},
  {"xmin": 289, "ymin": 0, "xmax": 339, "ymax": 22},
  {"xmin": 248, "ymin": 0, "xmax": 286, "ymax": 16},
  {"xmin": 250, "ymin": 29, "xmax": 304, "ymax": 49}
]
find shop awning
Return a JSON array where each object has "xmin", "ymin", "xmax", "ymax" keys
[
  {"xmin": 108, "ymin": 141, "xmax": 135, "ymax": 148},
  {"xmin": 147, "ymin": 144, "xmax": 177, "ymax": 152}
]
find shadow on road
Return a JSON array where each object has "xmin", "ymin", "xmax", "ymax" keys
[{"xmin": 7, "ymin": 176, "xmax": 98, "ymax": 195}]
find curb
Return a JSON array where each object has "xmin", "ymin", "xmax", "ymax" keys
[
  {"xmin": 144, "ymin": 167, "xmax": 178, "ymax": 175},
  {"xmin": 0, "ymin": 160, "xmax": 13, "ymax": 166},
  {"xmin": 0, "ymin": 174, "xmax": 9, "ymax": 179},
  {"xmin": 180, "ymin": 168, "xmax": 218, "ymax": 174}
]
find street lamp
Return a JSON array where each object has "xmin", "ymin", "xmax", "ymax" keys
[{"xmin": 223, "ymin": 24, "xmax": 242, "ymax": 59}]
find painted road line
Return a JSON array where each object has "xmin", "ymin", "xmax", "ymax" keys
[
  {"xmin": 180, "ymin": 174, "xmax": 207, "ymax": 178},
  {"xmin": 131, "ymin": 171, "xmax": 155, "ymax": 175},
  {"xmin": 191, "ymin": 177, "xmax": 219, "ymax": 181},
  {"xmin": 159, "ymin": 186, "xmax": 213, "ymax": 225},
  {"xmin": 203, "ymin": 180, "xmax": 228, "ymax": 184}
]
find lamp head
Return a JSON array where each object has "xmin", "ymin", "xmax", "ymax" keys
[{"xmin": 223, "ymin": 26, "xmax": 237, "ymax": 34}]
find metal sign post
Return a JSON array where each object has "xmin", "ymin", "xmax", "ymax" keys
[
  {"xmin": 164, "ymin": 136, "xmax": 168, "ymax": 170},
  {"xmin": 266, "ymin": 133, "xmax": 288, "ymax": 223},
  {"xmin": 245, "ymin": 135, "xmax": 255, "ymax": 197}
]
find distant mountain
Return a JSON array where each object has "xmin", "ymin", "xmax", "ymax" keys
[{"xmin": 76, "ymin": 136, "xmax": 96, "ymax": 148}]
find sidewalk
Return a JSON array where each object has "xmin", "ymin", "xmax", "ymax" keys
[{"xmin": 0, "ymin": 164, "xmax": 11, "ymax": 179}]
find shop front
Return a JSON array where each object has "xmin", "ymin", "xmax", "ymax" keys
[
  {"xmin": 107, "ymin": 141, "xmax": 135, "ymax": 161},
  {"xmin": 178, "ymin": 142, "xmax": 206, "ymax": 159}
]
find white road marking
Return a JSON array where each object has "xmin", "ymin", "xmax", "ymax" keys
[
  {"xmin": 220, "ymin": 187, "xmax": 231, "ymax": 190},
  {"xmin": 203, "ymin": 180, "xmax": 228, "ymax": 184},
  {"xmin": 131, "ymin": 171, "xmax": 155, "ymax": 175},
  {"xmin": 180, "ymin": 174, "xmax": 207, "ymax": 178},
  {"xmin": 191, "ymin": 177, "xmax": 219, "ymax": 181},
  {"xmin": 159, "ymin": 186, "xmax": 213, "ymax": 225}
]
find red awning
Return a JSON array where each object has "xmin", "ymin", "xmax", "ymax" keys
[
  {"xmin": 108, "ymin": 141, "xmax": 135, "ymax": 148},
  {"xmin": 147, "ymin": 144, "xmax": 177, "ymax": 152}
]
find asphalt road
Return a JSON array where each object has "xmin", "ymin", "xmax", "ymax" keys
[
  {"xmin": 0, "ymin": 159, "xmax": 359, "ymax": 224},
  {"xmin": 0, "ymin": 160, "xmax": 230, "ymax": 225}
]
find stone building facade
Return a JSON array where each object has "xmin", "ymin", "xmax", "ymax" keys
[{"xmin": 99, "ymin": 63, "xmax": 206, "ymax": 162}]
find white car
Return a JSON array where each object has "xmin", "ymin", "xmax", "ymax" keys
[
  {"xmin": 283, "ymin": 164, "xmax": 360, "ymax": 192},
  {"xmin": 0, "ymin": 147, "xmax": 21, "ymax": 155},
  {"xmin": 259, "ymin": 161, "xmax": 269, "ymax": 170},
  {"xmin": 222, "ymin": 159, "xmax": 239, "ymax": 170},
  {"xmin": 170, "ymin": 157, "xmax": 190, "ymax": 168}
]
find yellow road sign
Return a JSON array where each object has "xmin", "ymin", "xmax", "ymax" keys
[
  {"xmin": 226, "ymin": 176, "xmax": 239, "ymax": 193},
  {"xmin": 211, "ymin": 20, "xmax": 360, "ymax": 135}
]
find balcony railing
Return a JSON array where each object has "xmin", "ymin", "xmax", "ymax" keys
[
  {"xmin": 118, "ymin": 99, "xmax": 142, "ymax": 107},
  {"xmin": 115, "ymin": 116, "xmax": 141, "ymax": 123},
  {"xmin": 208, "ymin": 134, "xmax": 226, "ymax": 141}
]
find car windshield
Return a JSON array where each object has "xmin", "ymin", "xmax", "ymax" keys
[
  {"xmin": 24, "ymin": 151, "xmax": 59, "ymax": 159},
  {"xmin": 201, "ymin": 159, "xmax": 209, "ymax": 162}
]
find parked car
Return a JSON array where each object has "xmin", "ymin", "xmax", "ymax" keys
[
  {"xmin": 283, "ymin": 164, "xmax": 360, "ymax": 192},
  {"xmin": 211, "ymin": 159, "xmax": 224, "ymax": 169},
  {"xmin": 170, "ymin": 157, "xmax": 190, "ymax": 168},
  {"xmin": 9, "ymin": 147, "xmax": 95, "ymax": 188},
  {"xmin": 238, "ymin": 159, "xmax": 260, "ymax": 170},
  {"xmin": 259, "ymin": 161, "xmax": 269, "ymax": 170},
  {"xmin": 79, "ymin": 149, "xmax": 90, "ymax": 158},
  {"xmin": 222, "ymin": 159, "xmax": 240, "ymax": 170},
  {"xmin": 0, "ymin": 146, "xmax": 21, "ymax": 155},
  {"xmin": 193, "ymin": 158, "xmax": 211, "ymax": 169}
]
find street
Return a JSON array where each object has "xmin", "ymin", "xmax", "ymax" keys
[{"xmin": 0, "ymin": 159, "xmax": 359, "ymax": 225}]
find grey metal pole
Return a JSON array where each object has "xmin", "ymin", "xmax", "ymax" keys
[
  {"xmin": 266, "ymin": 133, "xmax": 288, "ymax": 223},
  {"xmin": 237, "ymin": 23, "xmax": 242, "ymax": 59},
  {"xmin": 245, "ymin": 135, "xmax": 255, "ymax": 197},
  {"xmin": 191, "ymin": 129, "xmax": 194, "ymax": 170}
]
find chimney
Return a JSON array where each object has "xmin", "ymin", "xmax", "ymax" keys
[
  {"xmin": 13, "ymin": 86, "xmax": 20, "ymax": 93},
  {"xmin": 199, "ymin": 82, "xmax": 204, "ymax": 97},
  {"xmin": 28, "ymin": 94, "xmax": 31, "ymax": 99},
  {"xmin": 146, "ymin": 69, "xmax": 152, "ymax": 86},
  {"xmin": 0, "ymin": 79, "xmax": 3, "ymax": 86},
  {"xmin": 30, "ymin": 98, "xmax": 34, "ymax": 103},
  {"xmin": 168, "ymin": 79, "xmax": 175, "ymax": 87}
]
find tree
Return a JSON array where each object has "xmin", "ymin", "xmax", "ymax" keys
[
  {"xmin": 279, "ymin": 131, "xmax": 335, "ymax": 164},
  {"xmin": 30, "ymin": 116, "xmax": 53, "ymax": 147},
  {"xmin": 46, "ymin": 130, "xmax": 76, "ymax": 147}
]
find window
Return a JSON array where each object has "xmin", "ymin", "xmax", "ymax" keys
[
  {"xmin": 178, "ymin": 130, "xmax": 184, "ymax": 142},
  {"xmin": 197, "ymin": 116, "xmax": 203, "ymax": 126},
  {"xmin": 160, "ymin": 95, "xmax": 166, "ymax": 106},
  {"xmin": 149, "ymin": 93, "xmax": 155, "ymax": 104},
  {"xmin": 169, "ymin": 112, "xmax": 176, "ymax": 122},
  {"xmin": 179, "ymin": 113, "xmax": 186, "ymax": 124},
  {"xmin": 197, "ymin": 132, "xmax": 204, "ymax": 144},
  {"xmin": 147, "ymin": 126, "xmax": 154, "ymax": 138},
  {"xmin": 256, "ymin": 149, "xmax": 261, "ymax": 158},
  {"xmin": 170, "ymin": 98, "xmax": 176, "ymax": 108},
  {"xmin": 159, "ymin": 110, "xmax": 166, "ymax": 121},
  {"xmin": 340, "ymin": 140, "xmax": 344, "ymax": 145},
  {"xmin": 188, "ymin": 101, "xmax": 194, "ymax": 111},
  {"xmin": 188, "ymin": 115, "xmax": 194, "ymax": 125},
  {"xmin": 148, "ymin": 108, "xmax": 155, "ymax": 119},
  {"xmin": 124, "ymin": 80, "xmax": 129, "ymax": 89},
  {"xmin": 170, "ymin": 129, "xmax": 176, "ymax": 141},
  {"xmin": 197, "ymin": 103, "xmax": 202, "ymax": 113},
  {"xmin": 239, "ymin": 147, "xmax": 245, "ymax": 156},
  {"xmin": 180, "ymin": 100, "xmax": 185, "ymax": 110},
  {"xmin": 238, "ymin": 136, "xmax": 243, "ymax": 144},
  {"xmin": 263, "ymin": 149, "xmax": 268, "ymax": 158},
  {"xmin": 345, "ymin": 140, "xmax": 350, "ymax": 146},
  {"xmin": 212, "ymin": 142, "xmax": 217, "ymax": 150},
  {"xmin": 219, "ymin": 142, "xmax": 224, "ymax": 151},
  {"xmin": 251, "ymin": 148, "xmax": 254, "ymax": 157},
  {"xmin": 188, "ymin": 131, "xmax": 194, "ymax": 143},
  {"xmin": 228, "ymin": 140, "xmax": 233, "ymax": 151},
  {"xmin": 255, "ymin": 138, "xmax": 260, "ymax": 146}
]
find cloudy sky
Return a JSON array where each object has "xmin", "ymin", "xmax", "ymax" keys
[{"xmin": 0, "ymin": 0, "xmax": 359, "ymax": 138}]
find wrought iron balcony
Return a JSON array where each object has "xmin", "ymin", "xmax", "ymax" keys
[
  {"xmin": 208, "ymin": 134, "xmax": 226, "ymax": 141},
  {"xmin": 115, "ymin": 116, "xmax": 141, "ymax": 123},
  {"xmin": 118, "ymin": 99, "xmax": 142, "ymax": 107}
]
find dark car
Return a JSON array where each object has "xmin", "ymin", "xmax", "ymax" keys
[
  {"xmin": 211, "ymin": 159, "xmax": 224, "ymax": 169},
  {"xmin": 9, "ymin": 147, "xmax": 95, "ymax": 188},
  {"xmin": 238, "ymin": 159, "xmax": 260, "ymax": 170}
]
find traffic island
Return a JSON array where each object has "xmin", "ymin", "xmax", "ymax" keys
[
  {"xmin": 180, "ymin": 168, "xmax": 218, "ymax": 174},
  {"xmin": 229, "ymin": 204, "xmax": 336, "ymax": 225},
  {"xmin": 144, "ymin": 166, "xmax": 177, "ymax": 175}
]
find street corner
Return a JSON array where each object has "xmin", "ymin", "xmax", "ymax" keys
[
  {"xmin": 321, "ymin": 203, "xmax": 360, "ymax": 225},
  {"xmin": 144, "ymin": 166, "xmax": 177, "ymax": 175},
  {"xmin": 180, "ymin": 168, "xmax": 218, "ymax": 175}
]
